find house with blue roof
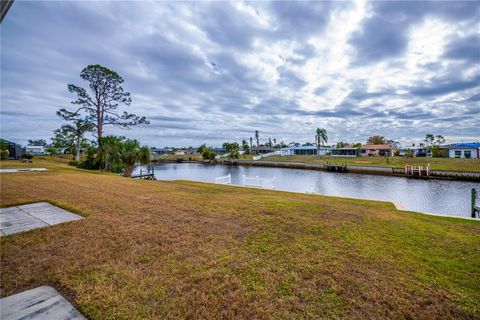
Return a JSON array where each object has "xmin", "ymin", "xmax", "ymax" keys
[{"xmin": 445, "ymin": 142, "xmax": 480, "ymax": 159}]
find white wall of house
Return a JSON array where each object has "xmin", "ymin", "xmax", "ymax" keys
[
  {"xmin": 448, "ymin": 148, "xmax": 479, "ymax": 158},
  {"xmin": 280, "ymin": 147, "xmax": 331, "ymax": 156},
  {"xmin": 25, "ymin": 146, "xmax": 45, "ymax": 155}
]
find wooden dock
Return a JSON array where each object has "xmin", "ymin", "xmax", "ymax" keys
[
  {"xmin": 131, "ymin": 165, "xmax": 155, "ymax": 179},
  {"xmin": 403, "ymin": 164, "xmax": 430, "ymax": 179}
]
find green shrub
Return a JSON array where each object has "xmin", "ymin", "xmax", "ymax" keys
[
  {"xmin": 202, "ymin": 149, "xmax": 216, "ymax": 160},
  {"xmin": 77, "ymin": 146, "xmax": 98, "ymax": 170},
  {"xmin": 110, "ymin": 162, "xmax": 125, "ymax": 174},
  {"xmin": 21, "ymin": 153, "xmax": 33, "ymax": 160},
  {"xmin": 0, "ymin": 149, "xmax": 9, "ymax": 160},
  {"xmin": 68, "ymin": 160, "xmax": 80, "ymax": 167}
]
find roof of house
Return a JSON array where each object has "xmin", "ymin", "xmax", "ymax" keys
[
  {"xmin": 0, "ymin": 139, "xmax": 20, "ymax": 146},
  {"xmin": 360, "ymin": 144, "xmax": 392, "ymax": 149},
  {"xmin": 400, "ymin": 147, "xmax": 427, "ymax": 150},
  {"xmin": 283, "ymin": 145, "xmax": 331, "ymax": 150},
  {"xmin": 447, "ymin": 142, "xmax": 480, "ymax": 148},
  {"xmin": 152, "ymin": 147, "xmax": 173, "ymax": 151},
  {"xmin": 250, "ymin": 146, "xmax": 274, "ymax": 151}
]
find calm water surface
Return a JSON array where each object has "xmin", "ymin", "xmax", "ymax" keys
[{"xmin": 135, "ymin": 163, "xmax": 480, "ymax": 218}]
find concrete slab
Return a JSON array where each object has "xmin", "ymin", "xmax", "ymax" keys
[
  {"xmin": 0, "ymin": 168, "xmax": 48, "ymax": 173},
  {"xmin": 0, "ymin": 203, "xmax": 83, "ymax": 237},
  {"xmin": 0, "ymin": 286, "xmax": 86, "ymax": 320}
]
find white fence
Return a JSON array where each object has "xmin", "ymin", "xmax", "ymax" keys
[
  {"xmin": 215, "ymin": 174, "xmax": 232, "ymax": 184},
  {"xmin": 252, "ymin": 150, "xmax": 281, "ymax": 161},
  {"xmin": 242, "ymin": 175, "xmax": 276, "ymax": 189}
]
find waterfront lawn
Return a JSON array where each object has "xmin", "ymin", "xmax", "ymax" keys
[
  {"xmin": 262, "ymin": 155, "xmax": 480, "ymax": 172},
  {"xmin": 1, "ymin": 160, "xmax": 479, "ymax": 319}
]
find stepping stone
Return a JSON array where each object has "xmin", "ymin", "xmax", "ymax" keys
[
  {"xmin": 0, "ymin": 168, "xmax": 48, "ymax": 173},
  {"xmin": 0, "ymin": 286, "xmax": 86, "ymax": 320},
  {"xmin": 0, "ymin": 202, "xmax": 83, "ymax": 236}
]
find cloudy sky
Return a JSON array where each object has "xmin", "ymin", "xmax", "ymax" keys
[{"xmin": 1, "ymin": 1, "xmax": 479, "ymax": 147}]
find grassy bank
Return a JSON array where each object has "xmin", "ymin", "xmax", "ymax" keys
[
  {"xmin": 157, "ymin": 154, "xmax": 203, "ymax": 161},
  {"xmin": 1, "ymin": 159, "xmax": 479, "ymax": 319},
  {"xmin": 261, "ymin": 155, "xmax": 480, "ymax": 172},
  {"xmin": 159, "ymin": 154, "xmax": 255, "ymax": 161}
]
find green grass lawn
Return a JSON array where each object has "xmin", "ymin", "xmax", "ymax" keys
[
  {"xmin": 260, "ymin": 155, "xmax": 480, "ymax": 172},
  {"xmin": 1, "ymin": 159, "xmax": 479, "ymax": 319}
]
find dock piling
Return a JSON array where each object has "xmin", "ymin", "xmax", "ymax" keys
[{"xmin": 472, "ymin": 188, "xmax": 478, "ymax": 218}]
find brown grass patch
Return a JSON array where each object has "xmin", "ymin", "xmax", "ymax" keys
[{"xmin": 1, "ymin": 160, "xmax": 479, "ymax": 319}]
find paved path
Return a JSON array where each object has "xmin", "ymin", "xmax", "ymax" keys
[
  {"xmin": 0, "ymin": 202, "xmax": 83, "ymax": 236},
  {"xmin": 0, "ymin": 286, "xmax": 86, "ymax": 320},
  {"xmin": 0, "ymin": 168, "xmax": 48, "ymax": 173}
]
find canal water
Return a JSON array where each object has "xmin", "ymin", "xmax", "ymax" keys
[{"xmin": 136, "ymin": 163, "xmax": 480, "ymax": 218}]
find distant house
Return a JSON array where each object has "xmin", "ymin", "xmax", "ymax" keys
[
  {"xmin": 281, "ymin": 145, "xmax": 331, "ymax": 156},
  {"xmin": 445, "ymin": 143, "xmax": 480, "ymax": 159},
  {"xmin": 152, "ymin": 147, "xmax": 174, "ymax": 155},
  {"xmin": 331, "ymin": 147, "xmax": 358, "ymax": 157},
  {"xmin": 250, "ymin": 146, "xmax": 274, "ymax": 155},
  {"xmin": 185, "ymin": 148, "xmax": 200, "ymax": 155},
  {"xmin": 212, "ymin": 147, "xmax": 226, "ymax": 155},
  {"xmin": 359, "ymin": 144, "xmax": 394, "ymax": 157},
  {"xmin": 25, "ymin": 146, "xmax": 46, "ymax": 156},
  {"xmin": 399, "ymin": 147, "xmax": 429, "ymax": 157},
  {"xmin": 0, "ymin": 139, "xmax": 22, "ymax": 159},
  {"xmin": 55, "ymin": 148, "xmax": 67, "ymax": 155}
]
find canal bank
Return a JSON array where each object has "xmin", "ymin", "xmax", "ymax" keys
[
  {"xmin": 232, "ymin": 160, "xmax": 480, "ymax": 181},
  {"xmin": 154, "ymin": 158, "xmax": 480, "ymax": 181}
]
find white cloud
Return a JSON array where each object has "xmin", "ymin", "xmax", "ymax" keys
[{"xmin": 1, "ymin": 0, "xmax": 479, "ymax": 147}]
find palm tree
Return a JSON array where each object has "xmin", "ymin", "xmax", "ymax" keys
[
  {"xmin": 98, "ymin": 136, "xmax": 123, "ymax": 171},
  {"xmin": 255, "ymin": 130, "xmax": 259, "ymax": 147},
  {"xmin": 315, "ymin": 128, "xmax": 328, "ymax": 156},
  {"xmin": 118, "ymin": 139, "xmax": 150, "ymax": 177},
  {"xmin": 56, "ymin": 119, "xmax": 94, "ymax": 161}
]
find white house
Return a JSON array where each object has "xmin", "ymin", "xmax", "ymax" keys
[
  {"xmin": 281, "ymin": 145, "xmax": 331, "ymax": 156},
  {"xmin": 446, "ymin": 143, "xmax": 480, "ymax": 159},
  {"xmin": 398, "ymin": 147, "xmax": 429, "ymax": 157},
  {"xmin": 24, "ymin": 146, "xmax": 46, "ymax": 156}
]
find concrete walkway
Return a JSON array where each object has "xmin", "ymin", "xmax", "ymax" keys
[
  {"xmin": 0, "ymin": 202, "xmax": 83, "ymax": 236},
  {"xmin": 0, "ymin": 286, "xmax": 86, "ymax": 320},
  {"xmin": 0, "ymin": 168, "xmax": 48, "ymax": 173}
]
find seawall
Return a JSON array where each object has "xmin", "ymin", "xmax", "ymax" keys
[{"xmin": 235, "ymin": 160, "xmax": 480, "ymax": 181}]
